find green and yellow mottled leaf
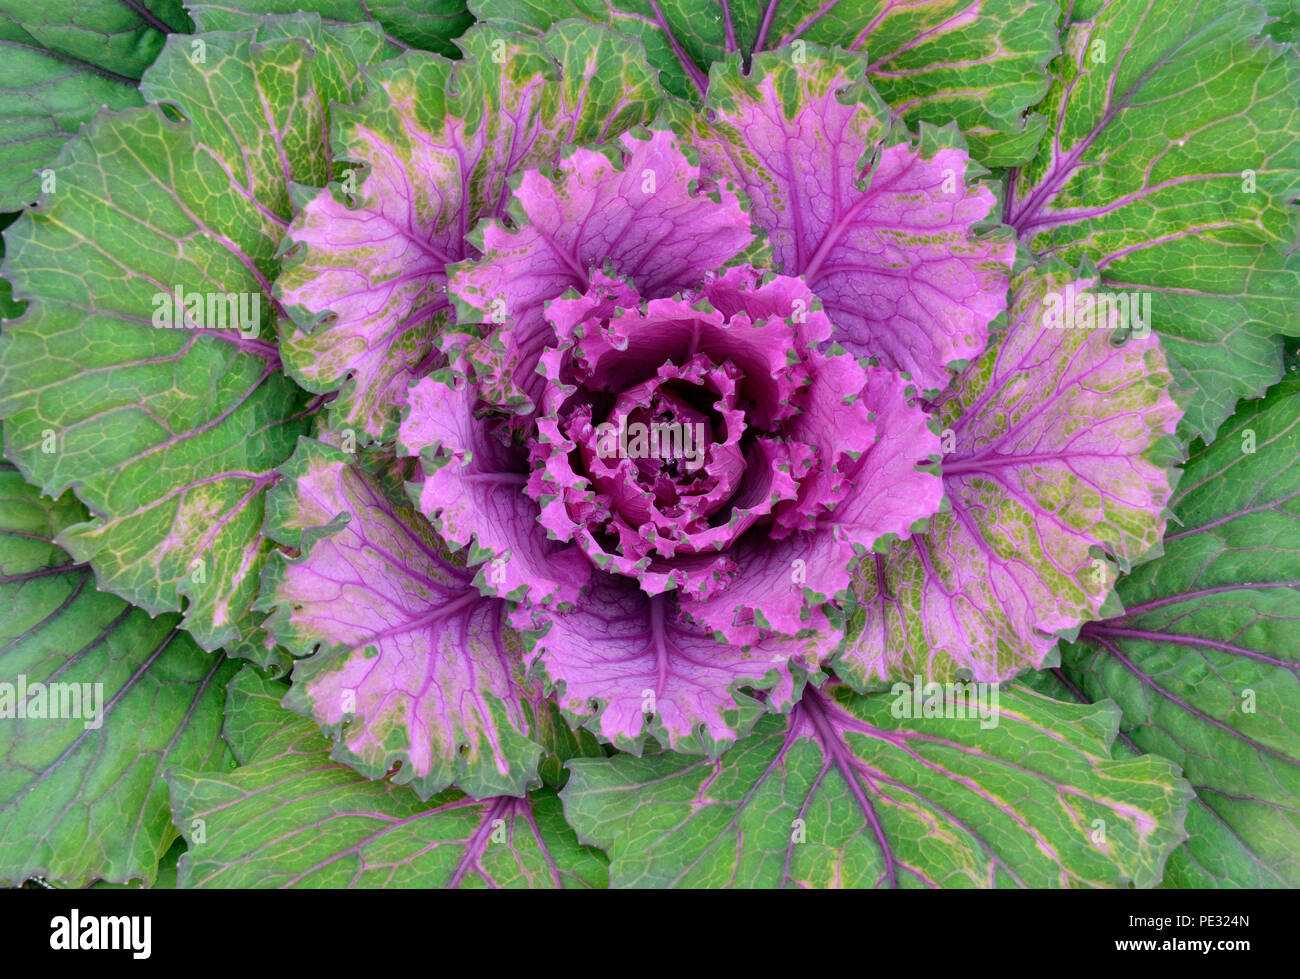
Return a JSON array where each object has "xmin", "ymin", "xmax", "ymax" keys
[
  {"xmin": 0, "ymin": 18, "xmax": 389, "ymax": 661},
  {"xmin": 841, "ymin": 261, "xmax": 1182, "ymax": 684},
  {"xmin": 473, "ymin": 0, "xmax": 1061, "ymax": 164},
  {"xmin": 0, "ymin": 432, "xmax": 236, "ymax": 887},
  {"xmin": 563, "ymin": 682, "xmax": 1191, "ymax": 887},
  {"xmin": 1009, "ymin": 0, "xmax": 1300, "ymax": 439},
  {"xmin": 168, "ymin": 666, "xmax": 608, "ymax": 887}
]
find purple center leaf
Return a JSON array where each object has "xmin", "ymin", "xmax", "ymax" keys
[{"xmin": 257, "ymin": 438, "xmax": 545, "ymax": 799}]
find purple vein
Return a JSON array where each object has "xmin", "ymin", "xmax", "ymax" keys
[
  {"xmin": 116, "ymin": 0, "xmax": 177, "ymax": 35},
  {"xmin": 1163, "ymin": 490, "xmax": 1300, "ymax": 541},
  {"xmin": 1085, "ymin": 625, "xmax": 1298, "ymax": 670},
  {"xmin": 1116, "ymin": 582, "xmax": 1300, "ymax": 619},
  {"xmin": 719, "ymin": 0, "xmax": 738, "ymax": 53},
  {"xmin": 1087, "ymin": 633, "xmax": 1299, "ymax": 765},
  {"xmin": 799, "ymin": 688, "xmax": 898, "ymax": 888},
  {"xmin": 754, "ymin": 0, "xmax": 782, "ymax": 52},
  {"xmin": 1010, "ymin": 10, "xmax": 1183, "ymax": 233},
  {"xmin": 447, "ymin": 796, "xmax": 514, "ymax": 888},
  {"xmin": 3, "ymin": 37, "xmax": 137, "ymax": 86},
  {"xmin": 8, "ymin": 619, "xmax": 183, "ymax": 809},
  {"xmin": 647, "ymin": 0, "xmax": 708, "ymax": 96}
]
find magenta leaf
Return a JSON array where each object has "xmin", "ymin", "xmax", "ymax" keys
[
  {"xmin": 526, "ymin": 265, "xmax": 939, "ymax": 628},
  {"xmin": 797, "ymin": 362, "xmax": 944, "ymax": 550},
  {"xmin": 257, "ymin": 437, "xmax": 543, "ymax": 799},
  {"xmin": 840, "ymin": 261, "xmax": 1184, "ymax": 685},
  {"xmin": 678, "ymin": 532, "xmax": 847, "ymax": 646},
  {"xmin": 525, "ymin": 269, "xmax": 812, "ymax": 599},
  {"xmin": 446, "ymin": 126, "xmax": 759, "ymax": 413},
  {"xmin": 399, "ymin": 369, "xmax": 591, "ymax": 609},
  {"xmin": 521, "ymin": 573, "xmax": 830, "ymax": 755},
  {"xmin": 275, "ymin": 22, "xmax": 665, "ymax": 441},
  {"xmin": 686, "ymin": 47, "xmax": 1015, "ymax": 394}
]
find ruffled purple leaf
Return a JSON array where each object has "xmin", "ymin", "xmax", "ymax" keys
[
  {"xmin": 687, "ymin": 46, "xmax": 1015, "ymax": 393},
  {"xmin": 521, "ymin": 573, "xmax": 830, "ymax": 755},
  {"xmin": 399, "ymin": 370, "xmax": 591, "ymax": 609},
  {"xmin": 274, "ymin": 23, "xmax": 664, "ymax": 440},
  {"xmin": 525, "ymin": 270, "xmax": 836, "ymax": 598},
  {"xmin": 679, "ymin": 531, "xmax": 847, "ymax": 645},
  {"xmin": 682, "ymin": 363, "xmax": 942, "ymax": 645},
  {"xmin": 447, "ymin": 127, "xmax": 759, "ymax": 412},
  {"xmin": 257, "ymin": 437, "xmax": 543, "ymax": 799}
]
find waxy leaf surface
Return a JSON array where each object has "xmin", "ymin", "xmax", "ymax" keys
[
  {"xmin": 1061, "ymin": 377, "xmax": 1300, "ymax": 886},
  {"xmin": 169, "ymin": 666, "xmax": 607, "ymax": 887},
  {"xmin": 563, "ymin": 683, "xmax": 1191, "ymax": 887},
  {"xmin": 0, "ymin": 439, "xmax": 235, "ymax": 887},
  {"xmin": 1008, "ymin": 0, "xmax": 1300, "ymax": 439}
]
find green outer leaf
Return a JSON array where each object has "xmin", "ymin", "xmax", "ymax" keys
[
  {"xmin": 0, "ymin": 436, "xmax": 236, "ymax": 887},
  {"xmin": 0, "ymin": 213, "xmax": 22, "ymax": 320},
  {"xmin": 472, "ymin": 0, "xmax": 1061, "ymax": 165},
  {"xmin": 0, "ymin": 1, "xmax": 188, "ymax": 75},
  {"xmin": 168, "ymin": 666, "xmax": 608, "ymax": 888},
  {"xmin": 531, "ymin": 697, "xmax": 608, "ymax": 789},
  {"xmin": 1056, "ymin": 376, "xmax": 1300, "ymax": 886},
  {"xmin": 187, "ymin": 0, "xmax": 472, "ymax": 55},
  {"xmin": 563, "ymin": 682, "xmax": 1191, "ymax": 888},
  {"xmin": 1070, "ymin": 0, "xmax": 1300, "ymax": 45},
  {"xmin": 219, "ymin": 664, "xmax": 292, "ymax": 766},
  {"xmin": 1024, "ymin": 666, "xmax": 1289, "ymax": 888},
  {"xmin": 91, "ymin": 836, "xmax": 185, "ymax": 889},
  {"xmin": 0, "ymin": 19, "xmax": 388, "ymax": 660},
  {"xmin": 1261, "ymin": 0, "xmax": 1300, "ymax": 43},
  {"xmin": 0, "ymin": 27, "xmax": 139, "ymax": 213},
  {"xmin": 0, "ymin": 280, "xmax": 18, "ymax": 321},
  {"xmin": 0, "ymin": 1, "xmax": 190, "ymax": 211},
  {"xmin": 1008, "ymin": 0, "xmax": 1300, "ymax": 440}
]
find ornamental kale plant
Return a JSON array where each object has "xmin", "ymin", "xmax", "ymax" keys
[{"xmin": 0, "ymin": 0, "xmax": 1296, "ymax": 890}]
